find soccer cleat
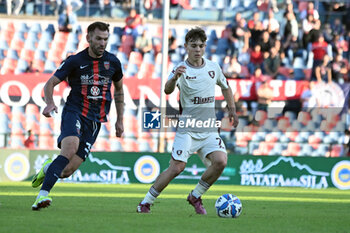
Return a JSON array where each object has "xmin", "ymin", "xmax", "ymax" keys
[
  {"xmin": 32, "ymin": 158, "xmax": 52, "ymax": 188},
  {"xmin": 32, "ymin": 196, "xmax": 52, "ymax": 211},
  {"xmin": 187, "ymin": 191, "xmax": 207, "ymax": 215},
  {"xmin": 136, "ymin": 202, "xmax": 151, "ymax": 213}
]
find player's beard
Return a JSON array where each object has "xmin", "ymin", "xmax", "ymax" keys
[{"xmin": 91, "ymin": 45, "xmax": 105, "ymax": 57}]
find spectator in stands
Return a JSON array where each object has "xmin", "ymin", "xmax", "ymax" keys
[
  {"xmin": 231, "ymin": 12, "xmax": 242, "ymax": 29},
  {"xmin": 237, "ymin": 45, "xmax": 250, "ymax": 67},
  {"xmin": 24, "ymin": 129, "xmax": 35, "ymax": 149},
  {"xmin": 309, "ymin": 19, "xmax": 322, "ymax": 43},
  {"xmin": 300, "ymin": 81, "xmax": 317, "ymax": 112},
  {"xmin": 124, "ymin": 8, "xmax": 142, "ymax": 34},
  {"xmin": 135, "ymin": 29, "xmax": 153, "ymax": 56},
  {"xmin": 249, "ymin": 20, "xmax": 264, "ymax": 48},
  {"xmin": 283, "ymin": 35, "xmax": 300, "ymax": 63},
  {"xmin": 248, "ymin": 44, "xmax": 264, "ymax": 74},
  {"xmin": 58, "ymin": 1, "xmax": 81, "ymax": 33},
  {"xmin": 281, "ymin": 11, "xmax": 298, "ymax": 48},
  {"xmin": 258, "ymin": 30, "xmax": 273, "ymax": 53},
  {"xmin": 263, "ymin": 47, "xmax": 281, "ymax": 79},
  {"xmin": 256, "ymin": 79, "xmax": 274, "ymax": 112},
  {"xmin": 250, "ymin": 67, "xmax": 271, "ymax": 83},
  {"xmin": 314, "ymin": 54, "xmax": 332, "ymax": 83},
  {"xmin": 170, "ymin": 0, "xmax": 191, "ymax": 20},
  {"xmin": 312, "ymin": 35, "xmax": 329, "ymax": 75},
  {"xmin": 263, "ymin": 9, "xmax": 280, "ymax": 39},
  {"xmin": 232, "ymin": 17, "xmax": 248, "ymax": 54},
  {"xmin": 331, "ymin": 53, "xmax": 348, "ymax": 84},
  {"xmin": 98, "ymin": 0, "xmax": 115, "ymax": 17},
  {"xmin": 330, "ymin": 34, "xmax": 348, "ymax": 57},
  {"xmin": 343, "ymin": 129, "xmax": 350, "ymax": 156},
  {"xmin": 300, "ymin": 1, "xmax": 319, "ymax": 21},
  {"xmin": 6, "ymin": 0, "xmax": 24, "ymax": 15},
  {"xmin": 222, "ymin": 55, "xmax": 241, "ymax": 79},
  {"xmin": 247, "ymin": 12, "xmax": 261, "ymax": 31},
  {"xmin": 331, "ymin": 18, "xmax": 345, "ymax": 37},
  {"xmin": 168, "ymin": 29, "xmax": 177, "ymax": 56},
  {"xmin": 302, "ymin": 13, "xmax": 316, "ymax": 48}
]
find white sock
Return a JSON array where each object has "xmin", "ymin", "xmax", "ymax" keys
[
  {"xmin": 141, "ymin": 186, "xmax": 159, "ymax": 204},
  {"xmin": 192, "ymin": 179, "xmax": 210, "ymax": 198},
  {"xmin": 43, "ymin": 163, "xmax": 51, "ymax": 174},
  {"xmin": 37, "ymin": 190, "xmax": 49, "ymax": 199}
]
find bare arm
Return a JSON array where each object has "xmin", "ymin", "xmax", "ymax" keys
[
  {"xmin": 42, "ymin": 76, "xmax": 62, "ymax": 117},
  {"xmin": 114, "ymin": 79, "xmax": 124, "ymax": 137},
  {"xmin": 221, "ymin": 86, "xmax": 239, "ymax": 128},
  {"xmin": 164, "ymin": 65, "xmax": 186, "ymax": 94}
]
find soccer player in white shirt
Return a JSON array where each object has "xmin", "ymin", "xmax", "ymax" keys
[{"xmin": 137, "ymin": 27, "xmax": 239, "ymax": 214}]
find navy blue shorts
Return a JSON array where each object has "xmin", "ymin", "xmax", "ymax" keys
[{"xmin": 57, "ymin": 109, "xmax": 101, "ymax": 161}]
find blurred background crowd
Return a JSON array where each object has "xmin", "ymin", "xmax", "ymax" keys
[{"xmin": 0, "ymin": 0, "xmax": 349, "ymax": 157}]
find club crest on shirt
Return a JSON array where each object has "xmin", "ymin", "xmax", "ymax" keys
[
  {"xmin": 208, "ymin": 71, "xmax": 215, "ymax": 79},
  {"xmin": 104, "ymin": 61, "xmax": 110, "ymax": 70},
  {"xmin": 176, "ymin": 150, "xmax": 182, "ymax": 155}
]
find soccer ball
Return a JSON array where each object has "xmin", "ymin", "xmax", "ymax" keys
[{"xmin": 215, "ymin": 194, "xmax": 242, "ymax": 218}]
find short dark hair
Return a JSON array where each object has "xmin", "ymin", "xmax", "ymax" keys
[
  {"xmin": 185, "ymin": 27, "xmax": 207, "ymax": 44},
  {"xmin": 87, "ymin": 22, "xmax": 110, "ymax": 34}
]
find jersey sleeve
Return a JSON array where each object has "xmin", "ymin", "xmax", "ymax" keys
[
  {"xmin": 53, "ymin": 56, "xmax": 75, "ymax": 81},
  {"xmin": 112, "ymin": 57, "xmax": 123, "ymax": 82},
  {"xmin": 168, "ymin": 62, "xmax": 185, "ymax": 88},
  {"xmin": 216, "ymin": 63, "xmax": 229, "ymax": 89}
]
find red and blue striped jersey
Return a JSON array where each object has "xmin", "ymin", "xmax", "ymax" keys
[{"xmin": 54, "ymin": 48, "xmax": 123, "ymax": 122}]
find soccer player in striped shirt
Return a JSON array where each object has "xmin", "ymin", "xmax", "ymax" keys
[{"xmin": 31, "ymin": 21, "xmax": 124, "ymax": 210}]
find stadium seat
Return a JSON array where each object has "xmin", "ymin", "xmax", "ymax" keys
[
  {"xmin": 38, "ymin": 135, "xmax": 54, "ymax": 149},
  {"xmin": 129, "ymin": 51, "xmax": 143, "ymax": 67},
  {"xmin": 15, "ymin": 59, "xmax": 29, "ymax": 74},
  {"xmin": 110, "ymin": 138, "xmax": 123, "ymax": 151},
  {"xmin": 28, "ymin": 23, "xmax": 42, "ymax": 34},
  {"xmin": 10, "ymin": 38, "xmax": 24, "ymax": 52},
  {"xmin": 329, "ymin": 145, "xmax": 343, "ymax": 157},
  {"xmin": 94, "ymin": 137, "xmax": 111, "ymax": 151},
  {"xmin": 10, "ymin": 134, "xmax": 25, "ymax": 148},
  {"xmin": 23, "ymin": 38, "xmax": 37, "ymax": 51},
  {"xmin": 37, "ymin": 40, "xmax": 51, "ymax": 52},
  {"xmin": 119, "ymin": 34, "xmax": 134, "ymax": 56},
  {"xmin": 281, "ymin": 142, "xmax": 300, "ymax": 156},
  {"xmin": 125, "ymin": 63, "xmax": 139, "ymax": 77},
  {"xmin": 43, "ymin": 60, "xmax": 57, "ymax": 73},
  {"xmin": 137, "ymin": 63, "xmax": 154, "ymax": 79},
  {"xmin": 31, "ymin": 59, "xmax": 44, "ymax": 72},
  {"xmin": 20, "ymin": 49, "xmax": 35, "ymax": 62},
  {"xmin": 1, "ymin": 58, "xmax": 17, "ymax": 74},
  {"xmin": 143, "ymin": 52, "xmax": 155, "ymax": 65},
  {"xmin": 0, "ymin": 38, "xmax": 9, "ymax": 50},
  {"xmin": 123, "ymin": 138, "xmax": 139, "ymax": 152},
  {"xmin": 190, "ymin": 0, "xmax": 201, "ymax": 9},
  {"xmin": 6, "ymin": 49, "xmax": 19, "ymax": 60},
  {"xmin": 45, "ymin": 24, "xmax": 56, "ymax": 35}
]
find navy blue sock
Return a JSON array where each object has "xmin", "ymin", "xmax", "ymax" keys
[{"xmin": 41, "ymin": 155, "xmax": 69, "ymax": 192}]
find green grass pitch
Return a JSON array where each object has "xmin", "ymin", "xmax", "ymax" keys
[{"xmin": 0, "ymin": 182, "xmax": 349, "ymax": 233}]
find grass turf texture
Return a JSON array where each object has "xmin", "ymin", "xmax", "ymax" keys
[{"xmin": 0, "ymin": 182, "xmax": 349, "ymax": 233}]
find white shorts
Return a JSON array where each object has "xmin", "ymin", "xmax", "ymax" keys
[{"xmin": 171, "ymin": 132, "xmax": 227, "ymax": 167}]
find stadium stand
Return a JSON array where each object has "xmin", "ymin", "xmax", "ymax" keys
[{"xmin": 0, "ymin": 1, "xmax": 349, "ymax": 156}]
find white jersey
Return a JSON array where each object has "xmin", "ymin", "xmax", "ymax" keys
[{"xmin": 168, "ymin": 58, "xmax": 229, "ymax": 138}]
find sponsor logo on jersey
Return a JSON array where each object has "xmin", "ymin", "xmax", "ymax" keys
[
  {"xmin": 192, "ymin": 96, "xmax": 215, "ymax": 104},
  {"xmin": 186, "ymin": 76, "xmax": 196, "ymax": 80}
]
